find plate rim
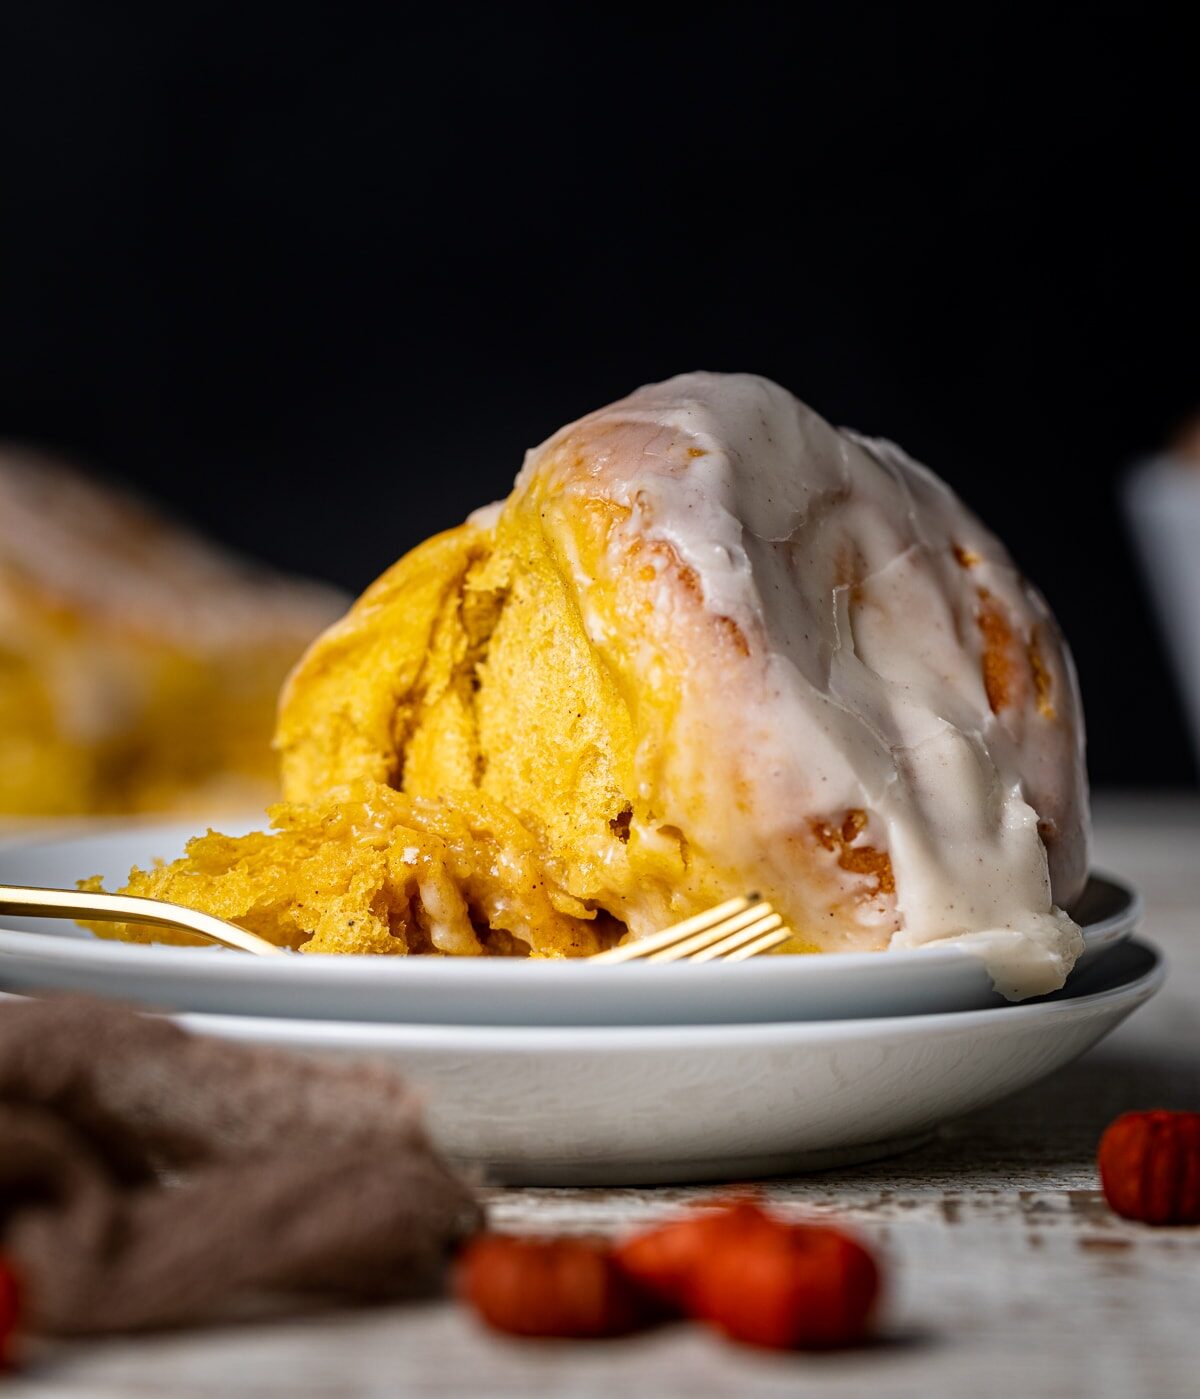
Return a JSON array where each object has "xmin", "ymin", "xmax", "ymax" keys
[
  {"xmin": 160, "ymin": 938, "xmax": 1165, "ymax": 1049},
  {"xmin": 0, "ymin": 867, "xmax": 1141, "ymax": 984}
]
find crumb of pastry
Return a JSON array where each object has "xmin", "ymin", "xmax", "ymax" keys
[{"xmin": 83, "ymin": 780, "xmax": 616, "ymax": 957}]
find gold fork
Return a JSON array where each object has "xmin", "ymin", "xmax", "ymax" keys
[
  {"xmin": 0, "ymin": 884, "xmax": 789, "ymax": 963},
  {"xmin": 0, "ymin": 883, "xmax": 285, "ymax": 956},
  {"xmin": 589, "ymin": 895, "xmax": 792, "ymax": 963}
]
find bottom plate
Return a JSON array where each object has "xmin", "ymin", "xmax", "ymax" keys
[{"xmin": 150, "ymin": 938, "xmax": 1163, "ymax": 1186}]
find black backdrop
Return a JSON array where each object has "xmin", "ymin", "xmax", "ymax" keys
[{"xmin": 2, "ymin": 3, "xmax": 1197, "ymax": 785}]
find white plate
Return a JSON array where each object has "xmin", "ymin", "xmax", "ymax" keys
[
  {"xmin": 123, "ymin": 938, "xmax": 1163, "ymax": 1185},
  {"xmin": 0, "ymin": 822, "xmax": 1139, "ymax": 1025}
]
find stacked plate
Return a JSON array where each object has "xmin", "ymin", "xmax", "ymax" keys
[{"xmin": 0, "ymin": 822, "xmax": 1161, "ymax": 1185}]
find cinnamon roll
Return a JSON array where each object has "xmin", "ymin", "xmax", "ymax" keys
[{"xmin": 93, "ymin": 374, "xmax": 1089, "ymax": 996}]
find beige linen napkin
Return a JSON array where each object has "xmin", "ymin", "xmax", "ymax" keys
[{"xmin": 0, "ymin": 996, "xmax": 482, "ymax": 1333}]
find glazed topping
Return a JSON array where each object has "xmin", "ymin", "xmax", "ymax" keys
[{"xmin": 513, "ymin": 372, "xmax": 1089, "ymax": 997}]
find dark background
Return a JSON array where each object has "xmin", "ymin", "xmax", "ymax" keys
[{"xmin": 1, "ymin": 3, "xmax": 1196, "ymax": 785}]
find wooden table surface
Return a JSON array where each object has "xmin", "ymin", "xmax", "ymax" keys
[{"xmin": 7, "ymin": 794, "xmax": 1200, "ymax": 1399}]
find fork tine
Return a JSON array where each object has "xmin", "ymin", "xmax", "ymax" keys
[
  {"xmin": 720, "ymin": 927, "xmax": 792, "ymax": 961},
  {"xmin": 644, "ymin": 901, "xmax": 774, "ymax": 963},
  {"xmin": 687, "ymin": 911, "xmax": 783, "ymax": 963},
  {"xmin": 588, "ymin": 895, "xmax": 754, "ymax": 964}
]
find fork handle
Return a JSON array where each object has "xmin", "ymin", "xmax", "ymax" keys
[{"xmin": 0, "ymin": 883, "xmax": 286, "ymax": 956}]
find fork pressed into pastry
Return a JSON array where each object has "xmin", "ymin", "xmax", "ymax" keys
[
  {"xmin": 0, "ymin": 885, "xmax": 789, "ymax": 963},
  {"xmin": 588, "ymin": 895, "xmax": 791, "ymax": 963}
]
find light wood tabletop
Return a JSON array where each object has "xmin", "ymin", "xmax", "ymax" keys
[{"xmin": 6, "ymin": 793, "xmax": 1199, "ymax": 1399}]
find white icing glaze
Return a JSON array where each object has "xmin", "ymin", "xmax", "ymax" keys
[
  {"xmin": 512, "ymin": 372, "xmax": 1089, "ymax": 998},
  {"xmin": 466, "ymin": 500, "xmax": 505, "ymax": 530}
]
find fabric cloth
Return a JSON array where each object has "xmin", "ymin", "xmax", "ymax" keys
[{"xmin": 0, "ymin": 996, "xmax": 482, "ymax": 1333}]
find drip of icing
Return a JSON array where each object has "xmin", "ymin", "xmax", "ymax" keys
[{"xmin": 512, "ymin": 372, "xmax": 1089, "ymax": 998}]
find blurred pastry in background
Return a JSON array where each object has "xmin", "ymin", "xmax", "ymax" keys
[
  {"xmin": 1169, "ymin": 413, "xmax": 1200, "ymax": 468},
  {"xmin": 0, "ymin": 447, "xmax": 346, "ymax": 816},
  {"xmin": 1124, "ymin": 408, "xmax": 1200, "ymax": 766}
]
